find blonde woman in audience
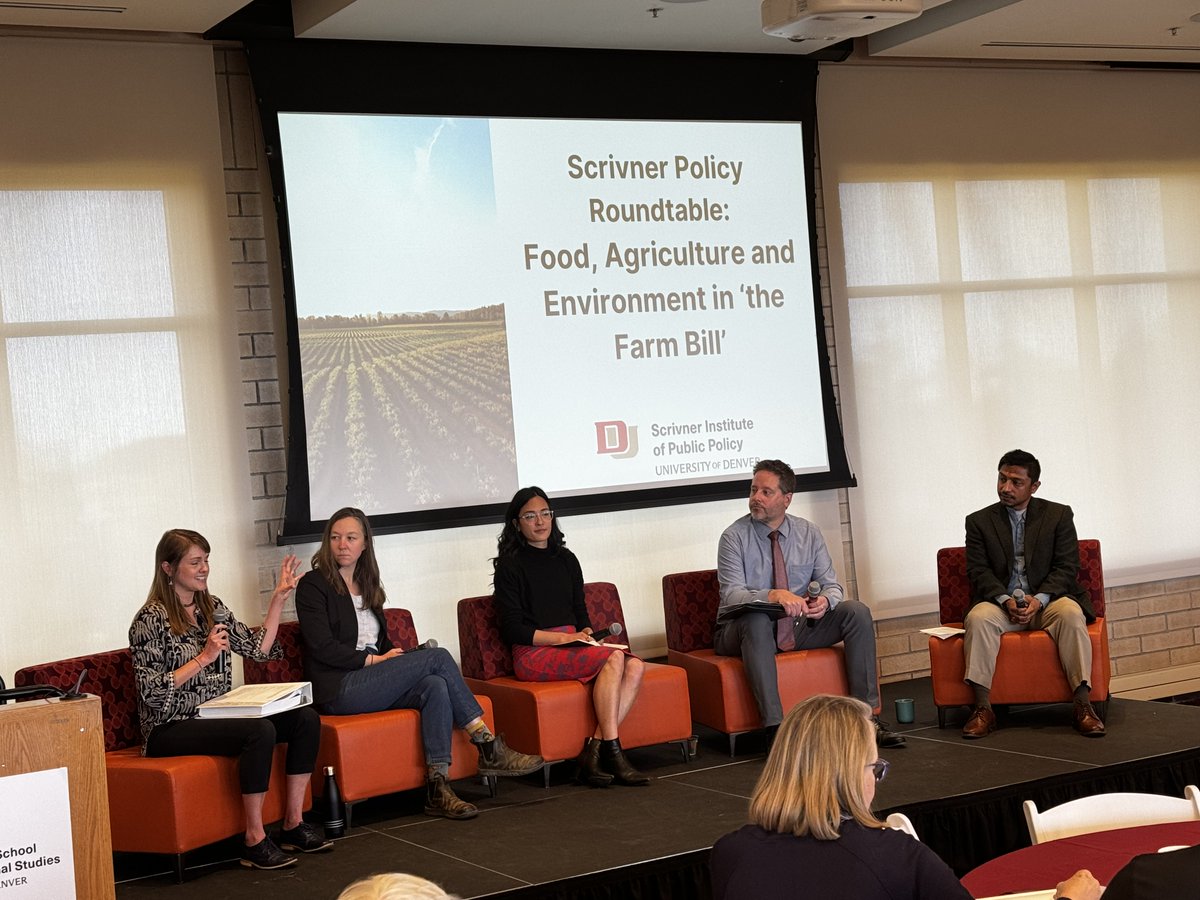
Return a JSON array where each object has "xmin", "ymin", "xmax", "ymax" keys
[
  {"xmin": 710, "ymin": 694, "xmax": 973, "ymax": 899},
  {"xmin": 338, "ymin": 872, "xmax": 458, "ymax": 899},
  {"xmin": 710, "ymin": 694, "xmax": 1101, "ymax": 900}
]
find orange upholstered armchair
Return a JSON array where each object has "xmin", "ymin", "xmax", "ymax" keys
[
  {"xmin": 243, "ymin": 608, "xmax": 495, "ymax": 827},
  {"xmin": 457, "ymin": 582, "xmax": 694, "ymax": 786},
  {"xmin": 662, "ymin": 569, "xmax": 852, "ymax": 755},
  {"xmin": 928, "ymin": 538, "xmax": 1110, "ymax": 728},
  {"xmin": 15, "ymin": 648, "xmax": 304, "ymax": 882}
]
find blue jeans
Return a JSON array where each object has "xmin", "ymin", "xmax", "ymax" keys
[{"xmin": 320, "ymin": 647, "xmax": 484, "ymax": 767}]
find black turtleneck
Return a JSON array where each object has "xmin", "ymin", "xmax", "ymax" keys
[{"xmin": 493, "ymin": 544, "xmax": 589, "ymax": 646}]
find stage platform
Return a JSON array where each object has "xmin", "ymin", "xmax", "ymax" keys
[{"xmin": 113, "ymin": 677, "xmax": 1200, "ymax": 899}]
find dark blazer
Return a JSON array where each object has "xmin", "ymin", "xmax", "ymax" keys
[
  {"xmin": 1103, "ymin": 843, "xmax": 1200, "ymax": 899},
  {"xmin": 295, "ymin": 568, "xmax": 393, "ymax": 705},
  {"xmin": 964, "ymin": 496, "xmax": 1095, "ymax": 622}
]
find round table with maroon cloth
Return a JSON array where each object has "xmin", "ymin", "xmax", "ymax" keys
[{"xmin": 961, "ymin": 820, "xmax": 1200, "ymax": 896}]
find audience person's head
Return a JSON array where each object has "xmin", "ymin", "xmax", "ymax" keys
[
  {"xmin": 145, "ymin": 528, "xmax": 214, "ymax": 634},
  {"xmin": 749, "ymin": 694, "xmax": 886, "ymax": 840},
  {"xmin": 337, "ymin": 872, "xmax": 458, "ymax": 900},
  {"xmin": 312, "ymin": 506, "xmax": 386, "ymax": 609},
  {"xmin": 494, "ymin": 486, "xmax": 565, "ymax": 564}
]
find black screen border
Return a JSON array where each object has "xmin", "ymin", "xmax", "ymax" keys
[{"xmin": 243, "ymin": 38, "xmax": 854, "ymax": 542}]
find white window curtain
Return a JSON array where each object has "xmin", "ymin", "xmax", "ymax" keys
[
  {"xmin": 818, "ymin": 65, "xmax": 1200, "ymax": 618},
  {"xmin": 0, "ymin": 38, "xmax": 255, "ymax": 675}
]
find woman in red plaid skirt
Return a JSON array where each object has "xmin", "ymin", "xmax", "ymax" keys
[{"xmin": 493, "ymin": 486, "xmax": 649, "ymax": 787}]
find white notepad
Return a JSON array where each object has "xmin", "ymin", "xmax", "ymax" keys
[{"xmin": 920, "ymin": 626, "xmax": 965, "ymax": 640}]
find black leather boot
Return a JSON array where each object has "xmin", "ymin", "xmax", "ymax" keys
[
  {"xmin": 575, "ymin": 737, "xmax": 614, "ymax": 787},
  {"xmin": 600, "ymin": 738, "xmax": 650, "ymax": 786}
]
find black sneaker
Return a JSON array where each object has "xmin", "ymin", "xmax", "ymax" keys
[
  {"xmin": 874, "ymin": 717, "xmax": 907, "ymax": 748},
  {"xmin": 476, "ymin": 733, "xmax": 544, "ymax": 777},
  {"xmin": 241, "ymin": 836, "xmax": 297, "ymax": 870},
  {"xmin": 278, "ymin": 821, "xmax": 333, "ymax": 853}
]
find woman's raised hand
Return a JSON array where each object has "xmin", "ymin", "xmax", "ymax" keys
[{"xmin": 274, "ymin": 554, "xmax": 302, "ymax": 599}]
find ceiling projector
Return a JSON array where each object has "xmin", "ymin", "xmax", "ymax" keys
[{"xmin": 761, "ymin": 0, "xmax": 923, "ymax": 45}]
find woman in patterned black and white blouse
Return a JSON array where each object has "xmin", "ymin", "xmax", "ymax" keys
[{"xmin": 129, "ymin": 528, "xmax": 333, "ymax": 871}]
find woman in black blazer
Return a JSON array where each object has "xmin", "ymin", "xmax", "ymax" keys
[{"xmin": 295, "ymin": 507, "xmax": 542, "ymax": 820}]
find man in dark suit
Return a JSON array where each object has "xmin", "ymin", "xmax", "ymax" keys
[
  {"xmin": 1104, "ymin": 842, "xmax": 1200, "ymax": 898},
  {"xmin": 961, "ymin": 449, "xmax": 1104, "ymax": 739},
  {"xmin": 1048, "ymin": 845, "xmax": 1200, "ymax": 900}
]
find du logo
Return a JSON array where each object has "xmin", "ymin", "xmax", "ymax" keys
[{"xmin": 594, "ymin": 420, "xmax": 639, "ymax": 459}]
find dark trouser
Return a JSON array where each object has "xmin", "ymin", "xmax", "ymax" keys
[
  {"xmin": 713, "ymin": 600, "xmax": 881, "ymax": 727},
  {"xmin": 319, "ymin": 647, "xmax": 484, "ymax": 768},
  {"xmin": 146, "ymin": 706, "xmax": 321, "ymax": 794}
]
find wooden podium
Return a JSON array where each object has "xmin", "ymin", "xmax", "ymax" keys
[{"xmin": 0, "ymin": 696, "xmax": 115, "ymax": 900}]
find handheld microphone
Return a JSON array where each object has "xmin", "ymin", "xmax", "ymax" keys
[
  {"xmin": 590, "ymin": 622, "xmax": 623, "ymax": 641},
  {"xmin": 406, "ymin": 638, "xmax": 439, "ymax": 652},
  {"xmin": 806, "ymin": 581, "xmax": 821, "ymax": 628},
  {"xmin": 1013, "ymin": 589, "xmax": 1028, "ymax": 609},
  {"xmin": 212, "ymin": 607, "xmax": 231, "ymax": 678}
]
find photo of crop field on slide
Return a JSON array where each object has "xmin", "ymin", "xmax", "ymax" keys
[{"xmin": 299, "ymin": 306, "xmax": 516, "ymax": 518}]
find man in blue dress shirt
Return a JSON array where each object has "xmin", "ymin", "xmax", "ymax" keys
[{"xmin": 714, "ymin": 458, "xmax": 904, "ymax": 748}]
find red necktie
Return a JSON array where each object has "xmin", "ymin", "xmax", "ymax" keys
[{"xmin": 771, "ymin": 530, "xmax": 795, "ymax": 651}]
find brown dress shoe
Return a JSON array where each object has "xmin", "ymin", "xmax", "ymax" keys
[
  {"xmin": 962, "ymin": 705, "xmax": 997, "ymax": 739},
  {"xmin": 1073, "ymin": 700, "xmax": 1106, "ymax": 737}
]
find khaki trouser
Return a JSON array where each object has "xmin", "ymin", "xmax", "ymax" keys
[{"xmin": 963, "ymin": 596, "xmax": 1091, "ymax": 691}]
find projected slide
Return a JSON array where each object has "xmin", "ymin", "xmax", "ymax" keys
[{"xmin": 279, "ymin": 114, "xmax": 826, "ymax": 521}]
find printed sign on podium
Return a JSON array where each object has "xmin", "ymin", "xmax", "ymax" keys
[
  {"xmin": 0, "ymin": 767, "xmax": 75, "ymax": 896},
  {"xmin": 0, "ymin": 697, "xmax": 115, "ymax": 900}
]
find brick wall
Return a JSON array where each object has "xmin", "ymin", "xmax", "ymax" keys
[
  {"xmin": 214, "ymin": 48, "xmax": 292, "ymax": 603},
  {"xmin": 211, "ymin": 46, "xmax": 1200, "ymax": 691}
]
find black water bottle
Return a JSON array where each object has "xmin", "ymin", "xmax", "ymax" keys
[{"xmin": 321, "ymin": 765, "xmax": 345, "ymax": 838}]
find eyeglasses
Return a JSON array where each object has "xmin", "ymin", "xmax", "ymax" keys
[
  {"xmin": 867, "ymin": 758, "xmax": 890, "ymax": 783},
  {"xmin": 519, "ymin": 510, "xmax": 554, "ymax": 522}
]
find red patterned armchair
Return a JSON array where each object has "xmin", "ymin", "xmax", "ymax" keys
[
  {"xmin": 928, "ymin": 539, "xmax": 1110, "ymax": 727},
  {"xmin": 15, "ymin": 647, "xmax": 302, "ymax": 881},
  {"xmin": 243, "ymin": 608, "xmax": 495, "ymax": 826},
  {"xmin": 457, "ymin": 582, "xmax": 694, "ymax": 785},
  {"xmin": 662, "ymin": 569, "xmax": 853, "ymax": 755}
]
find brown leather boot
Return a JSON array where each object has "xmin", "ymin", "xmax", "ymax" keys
[
  {"xmin": 476, "ymin": 733, "xmax": 544, "ymax": 777},
  {"xmin": 575, "ymin": 737, "xmax": 614, "ymax": 787},
  {"xmin": 423, "ymin": 773, "xmax": 478, "ymax": 819}
]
